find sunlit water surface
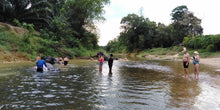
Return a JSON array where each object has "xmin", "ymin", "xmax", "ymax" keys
[{"xmin": 0, "ymin": 59, "xmax": 220, "ymax": 110}]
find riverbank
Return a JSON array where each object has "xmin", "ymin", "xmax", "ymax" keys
[
  {"xmin": 1, "ymin": 48, "xmax": 219, "ymax": 69},
  {"xmin": 139, "ymin": 53, "xmax": 220, "ymax": 69},
  {"xmin": 0, "ymin": 51, "xmax": 31, "ymax": 63}
]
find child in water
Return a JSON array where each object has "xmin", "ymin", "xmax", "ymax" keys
[{"xmin": 99, "ymin": 55, "xmax": 104, "ymax": 72}]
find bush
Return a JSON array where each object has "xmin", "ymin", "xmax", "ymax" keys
[
  {"xmin": 206, "ymin": 44, "xmax": 215, "ymax": 52},
  {"xmin": 183, "ymin": 34, "xmax": 220, "ymax": 52},
  {"xmin": 212, "ymin": 34, "xmax": 220, "ymax": 51}
]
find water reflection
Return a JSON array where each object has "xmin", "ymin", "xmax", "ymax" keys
[{"xmin": 0, "ymin": 59, "xmax": 220, "ymax": 109}]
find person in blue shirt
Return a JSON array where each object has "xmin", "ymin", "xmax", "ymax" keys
[{"xmin": 37, "ymin": 57, "xmax": 47, "ymax": 72}]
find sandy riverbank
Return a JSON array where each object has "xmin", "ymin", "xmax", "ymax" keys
[
  {"xmin": 143, "ymin": 54, "xmax": 220, "ymax": 69},
  {"xmin": 200, "ymin": 58, "xmax": 220, "ymax": 68}
]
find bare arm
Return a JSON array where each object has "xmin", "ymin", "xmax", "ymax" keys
[{"xmin": 197, "ymin": 55, "xmax": 200, "ymax": 62}]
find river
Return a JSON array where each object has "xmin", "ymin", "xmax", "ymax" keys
[{"xmin": 0, "ymin": 59, "xmax": 220, "ymax": 110}]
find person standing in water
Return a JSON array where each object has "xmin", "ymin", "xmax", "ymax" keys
[
  {"xmin": 192, "ymin": 51, "xmax": 200, "ymax": 80},
  {"xmin": 35, "ymin": 54, "xmax": 41, "ymax": 64},
  {"xmin": 182, "ymin": 50, "xmax": 190, "ymax": 78},
  {"xmin": 108, "ymin": 54, "xmax": 114, "ymax": 73},
  {"xmin": 36, "ymin": 57, "xmax": 47, "ymax": 72},
  {"xmin": 63, "ymin": 56, "xmax": 69, "ymax": 66},
  {"xmin": 99, "ymin": 55, "xmax": 104, "ymax": 72}
]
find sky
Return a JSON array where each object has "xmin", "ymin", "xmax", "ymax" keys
[{"xmin": 96, "ymin": 0, "xmax": 220, "ymax": 46}]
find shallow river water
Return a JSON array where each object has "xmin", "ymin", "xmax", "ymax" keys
[{"xmin": 0, "ymin": 59, "xmax": 220, "ymax": 110}]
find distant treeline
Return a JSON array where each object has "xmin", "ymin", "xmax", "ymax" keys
[
  {"xmin": 106, "ymin": 5, "xmax": 219, "ymax": 53},
  {"xmin": 0, "ymin": 0, "xmax": 110, "ymax": 58}
]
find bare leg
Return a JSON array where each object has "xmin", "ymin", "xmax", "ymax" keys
[
  {"xmin": 184, "ymin": 68, "xmax": 189, "ymax": 78},
  {"xmin": 193, "ymin": 65, "xmax": 196, "ymax": 80},
  {"xmin": 196, "ymin": 64, "xmax": 199, "ymax": 80},
  {"xmin": 99, "ymin": 66, "xmax": 101, "ymax": 72},
  {"xmin": 100, "ymin": 66, "xmax": 102, "ymax": 72},
  {"xmin": 186, "ymin": 69, "xmax": 189, "ymax": 79}
]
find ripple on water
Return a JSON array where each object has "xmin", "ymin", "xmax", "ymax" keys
[
  {"xmin": 46, "ymin": 103, "xmax": 64, "ymax": 106},
  {"xmin": 124, "ymin": 62, "xmax": 172, "ymax": 73},
  {"xmin": 43, "ymin": 94, "xmax": 56, "ymax": 98}
]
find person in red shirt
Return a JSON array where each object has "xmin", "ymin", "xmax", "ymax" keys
[{"xmin": 99, "ymin": 55, "xmax": 104, "ymax": 72}]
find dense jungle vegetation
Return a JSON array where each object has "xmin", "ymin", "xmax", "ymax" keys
[{"xmin": 0, "ymin": 0, "xmax": 110, "ymax": 59}]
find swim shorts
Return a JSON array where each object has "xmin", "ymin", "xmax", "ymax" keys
[
  {"xmin": 64, "ymin": 61, "xmax": 68, "ymax": 66},
  {"xmin": 99, "ymin": 62, "xmax": 103, "ymax": 66},
  {"xmin": 183, "ymin": 61, "xmax": 189, "ymax": 68}
]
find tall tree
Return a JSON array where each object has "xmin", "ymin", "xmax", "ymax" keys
[
  {"xmin": 62, "ymin": 0, "xmax": 110, "ymax": 49},
  {"xmin": 171, "ymin": 5, "xmax": 203, "ymax": 44}
]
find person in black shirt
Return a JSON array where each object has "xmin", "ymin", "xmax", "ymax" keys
[{"xmin": 108, "ymin": 54, "xmax": 114, "ymax": 73}]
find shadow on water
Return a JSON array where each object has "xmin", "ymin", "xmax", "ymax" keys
[{"xmin": 0, "ymin": 59, "xmax": 220, "ymax": 109}]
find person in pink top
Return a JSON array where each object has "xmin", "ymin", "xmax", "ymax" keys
[{"xmin": 99, "ymin": 55, "xmax": 104, "ymax": 72}]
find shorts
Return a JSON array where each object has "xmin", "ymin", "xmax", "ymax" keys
[
  {"xmin": 99, "ymin": 62, "xmax": 103, "ymax": 66},
  {"xmin": 183, "ymin": 61, "xmax": 189, "ymax": 68},
  {"xmin": 64, "ymin": 61, "xmax": 68, "ymax": 66},
  {"xmin": 37, "ymin": 67, "xmax": 43, "ymax": 72},
  {"xmin": 193, "ymin": 61, "xmax": 200, "ymax": 65}
]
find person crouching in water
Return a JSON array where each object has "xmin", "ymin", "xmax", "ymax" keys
[
  {"xmin": 36, "ymin": 57, "xmax": 47, "ymax": 72},
  {"xmin": 63, "ymin": 56, "xmax": 69, "ymax": 66},
  {"xmin": 99, "ymin": 55, "xmax": 104, "ymax": 72},
  {"xmin": 108, "ymin": 54, "xmax": 113, "ymax": 73}
]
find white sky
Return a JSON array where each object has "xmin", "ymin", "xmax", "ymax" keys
[{"xmin": 97, "ymin": 0, "xmax": 220, "ymax": 46}]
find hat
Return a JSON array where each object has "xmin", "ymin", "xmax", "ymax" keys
[
  {"xmin": 183, "ymin": 49, "xmax": 187, "ymax": 52},
  {"xmin": 194, "ymin": 51, "xmax": 199, "ymax": 55}
]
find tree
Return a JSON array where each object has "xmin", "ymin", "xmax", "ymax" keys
[
  {"xmin": 170, "ymin": 5, "xmax": 203, "ymax": 44},
  {"xmin": 171, "ymin": 5, "xmax": 188, "ymax": 23},
  {"xmin": 0, "ymin": 0, "xmax": 53, "ymax": 30}
]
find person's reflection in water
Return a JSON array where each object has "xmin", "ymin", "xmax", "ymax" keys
[
  {"xmin": 168, "ymin": 76, "xmax": 201, "ymax": 109},
  {"xmin": 108, "ymin": 72, "xmax": 113, "ymax": 85}
]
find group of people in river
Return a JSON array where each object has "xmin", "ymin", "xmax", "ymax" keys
[
  {"xmin": 97, "ymin": 53, "xmax": 114, "ymax": 73},
  {"xmin": 182, "ymin": 49, "xmax": 200, "ymax": 80},
  {"xmin": 35, "ymin": 52, "xmax": 116, "ymax": 73},
  {"xmin": 35, "ymin": 54, "xmax": 70, "ymax": 72},
  {"xmin": 35, "ymin": 50, "xmax": 199, "ymax": 80}
]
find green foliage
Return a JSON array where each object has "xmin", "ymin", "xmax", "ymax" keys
[
  {"xmin": 170, "ymin": 5, "xmax": 203, "ymax": 44},
  {"xmin": 106, "ymin": 5, "xmax": 204, "ymax": 53},
  {"xmin": 0, "ymin": 0, "xmax": 53, "ymax": 30},
  {"xmin": 0, "ymin": 0, "xmax": 110, "ymax": 59},
  {"xmin": 183, "ymin": 34, "xmax": 220, "ymax": 52}
]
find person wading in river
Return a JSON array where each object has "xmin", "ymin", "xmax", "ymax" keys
[
  {"xmin": 35, "ymin": 53, "xmax": 41, "ymax": 64},
  {"xmin": 108, "ymin": 54, "xmax": 113, "ymax": 73},
  {"xmin": 99, "ymin": 55, "xmax": 104, "ymax": 72},
  {"xmin": 36, "ymin": 57, "xmax": 47, "ymax": 72},
  {"xmin": 192, "ymin": 51, "xmax": 200, "ymax": 80},
  {"xmin": 182, "ymin": 50, "xmax": 190, "ymax": 78}
]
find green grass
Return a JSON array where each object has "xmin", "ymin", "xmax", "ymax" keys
[
  {"xmin": 138, "ymin": 46, "xmax": 183, "ymax": 57},
  {"xmin": 0, "ymin": 27, "xmax": 102, "ymax": 60},
  {"xmin": 179, "ymin": 49, "xmax": 220, "ymax": 58}
]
